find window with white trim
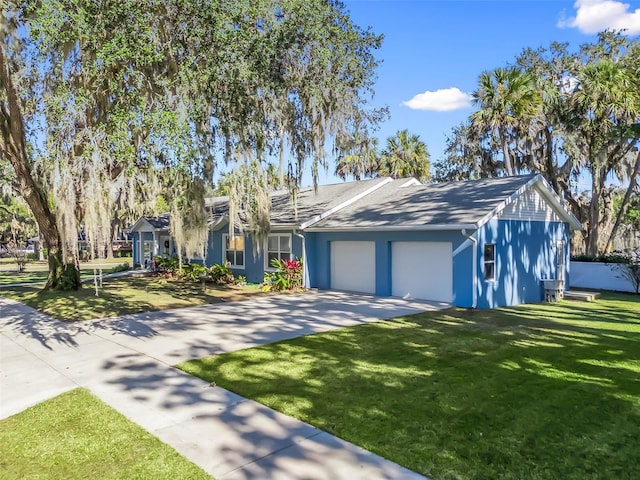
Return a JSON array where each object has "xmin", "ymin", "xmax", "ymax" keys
[
  {"xmin": 223, "ymin": 234, "xmax": 245, "ymax": 268},
  {"xmin": 556, "ymin": 240, "xmax": 566, "ymax": 281},
  {"xmin": 266, "ymin": 234, "xmax": 291, "ymax": 269},
  {"xmin": 484, "ymin": 243, "xmax": 496, "ymax": 281}
]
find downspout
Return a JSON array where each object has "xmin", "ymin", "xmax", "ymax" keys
[
  {"xmin": 462, "ymin": 229, "xmax": 478, "ymax": 308},
  {"xmin": 294, "ymin": 231, "xmax": 308, "ymax": 288}
]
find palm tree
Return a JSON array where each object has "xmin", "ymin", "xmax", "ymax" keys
[
  {"xmin": 471, "ymin": 67, "xmax": 540, "ymax": 176},
  {"xmin": 378, "ymin": 130, "xmax": 431, "ymax": 182},
  {"xmin": 335, "ymin": 137, "xmax": 379, "ymax": 181}
]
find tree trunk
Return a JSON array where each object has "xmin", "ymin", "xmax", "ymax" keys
[
  {"xmin": 499, "ymin": 126, "xmax": 514, "ymax": 176},
  {"xmin": 543, "ymin": 127, "xmax": 562, "ymax": 195},
  {"xmin": 604, "ymin": 150, "xmax": 640, "ymax": 253},
  {"xmin": 585, "ymin": 166, "xmax": 606, "ymax": 257},
  {"xmin": 0, "ymin": 45, "xmax": 80, "ymax": 290}
]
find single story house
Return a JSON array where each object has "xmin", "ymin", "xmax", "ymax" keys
[{"xmin": 130, "ymin": 174, "xmax": 582, "ymax": 308}]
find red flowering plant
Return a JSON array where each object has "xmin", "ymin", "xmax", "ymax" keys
[{"xmin": 263, "ymin": 257, "xmax": 303, "ymax": 291}]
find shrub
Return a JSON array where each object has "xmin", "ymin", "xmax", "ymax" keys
[
  {"xmin": 154, "ymin": 256, "xmax": 179, "ymax": 275},
  {"xmin": 234, "ymin": 275, "xmax": 247, "ymax": 286},
  {"xmin": 111, "ymin": 262, "xmax": 130, "ymax": 273},
  {"xmin": 6, "ymin": 240, "xmax": 28, "ymax": 272},
  {"xmin": 209, "ymin": 262, "xmax": 235, "ymax": 285},
  {"xmin": 182, "ymin": 263, "xmax": 207, "ymax": 281},
  {"xmin": 263, "ymin": 258, "xmax": 303, "ymax": 292},
  {"xmin": 572, "ymin": 253, "xmax": 629, "ymax": 264}
]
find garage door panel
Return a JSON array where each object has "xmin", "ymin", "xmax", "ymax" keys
[
  {"xmin": 392, "ymin": 242, "xmax": 452, "ymax": 302},
  {"xmin": 331, "ymin": 241, "xmax": 375, "ymax": 294}
]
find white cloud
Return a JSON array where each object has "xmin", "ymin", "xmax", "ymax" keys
[
  {"xmin": 402, "ymin": 87, "xmax": 472, "ymax": 112},
  {"xmin": 558, "ymin": 0, "xmax": 640, "ymax": 34}
]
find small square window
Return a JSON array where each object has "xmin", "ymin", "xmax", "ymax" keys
[
  {"xmin": 223, "ymin": 234, "xmax": 245, "ymax": 268},
  {"xmin": 265, "ymin": 234, "xmax": 292, "ymax": 269},
  {"xmin": 484, "ymin": 243, "xmax": 496, "ymax": 281}
]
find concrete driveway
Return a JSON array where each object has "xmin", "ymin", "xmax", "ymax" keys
[{"xmin": 1, "ymin": 291, "xmax": 446, "ymax": 479}]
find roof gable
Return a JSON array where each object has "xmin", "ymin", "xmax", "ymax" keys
[
  {"xmin": 305, "ymin": 174, "xmax": 582, "ymax": 231},
  {"xmin": 129, "ymin": 214, "xmax": 170, "ymax": 232},
  {"xmin": 497, "ymin": 185, "xmax": 563, "ymax": 223}
]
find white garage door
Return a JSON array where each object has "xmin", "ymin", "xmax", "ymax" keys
[
  {"xmin": 331, "ymin": 241, "xmax": 376, "ymax": 294},
  {"xmin": 392, "ymin": 242, "xmax": 453, "ymax": 302}
]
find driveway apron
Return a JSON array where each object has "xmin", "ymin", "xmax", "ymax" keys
[{"xmin": 1, "ymin": 291, "xmax": 444, "ymax": 479}]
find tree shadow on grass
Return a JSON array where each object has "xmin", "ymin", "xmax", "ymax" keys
[
  {"xmin": 0, "ymin": 292, "xmax": 160, "ymax": 349},
  {"xmin": 178, "ymin": 294, "xmax": 640, "ymax": 480}
]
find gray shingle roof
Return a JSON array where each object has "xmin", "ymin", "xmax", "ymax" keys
[
  {"xmin": 143, "ymin": 213, "xmax": 170, "ymax": 229},
  {"xmin": 205, "ymin": 178, "xmax": 388, "ymax": 227},
  {"xmin": 133, "ymin": 174, "xmax": 575, "ymax": 233},
  {"xmin": 269, "ymin": 178, "xmax": 388, "ymax": 226},
  {"xmin": 307, "ymin": 174, "xmax": 539, "ymax": 229}
]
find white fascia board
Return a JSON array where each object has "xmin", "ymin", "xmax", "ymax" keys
[
  {"xmin": 270, "ymin": 224, "xmax": 299, "ymax": 230},
  {"xmin": 208, "ymin": 215, "xmax": 229, "ymax": 231},
  {"xmin": 475, "ymin": 174, "xmax": 583, "ymax": 231},
  {"xmin": 299, "ymin": 177, "xmax": 393, "ymax": 230},
  {"xmin": 400, "ymin": 178, "xmax": 421, "ymax": 187},
  {"xmin": 532, "ymin": 180, "xmax": 584, "ymax": 230},
  {"xmin": 304, "ymin": 223, "xmax": 477, "ymax": 233},
  {"xmin": 475, "ymin": 175, "xmax": 540, "ymax": 230}
]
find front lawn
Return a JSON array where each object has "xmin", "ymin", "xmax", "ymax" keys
[
  {"xmin": 0, "ymin": 388, "xmax": 211, "ymax": 480},
  {"xmin": 0, "ymin": 269, "xmax": 98, "ymax": 285},
  {"xmin": 0, "ymin": 276, "xmax": 265, "ymax": 321},
  {"xmin": 0, "ymin": 259, "xmax": 131, "ymax": 285},
  {"xmin": 178, "ymin": 293, "xmax": 640, "ymax": 480}
]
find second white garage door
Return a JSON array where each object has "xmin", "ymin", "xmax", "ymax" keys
[
  {"xmin": 392, "ymin": 242, "xmax": 453, "ymax": 302},
  {"xmin": 331, "ymin": 241, "xmax": 376, "ymax": 294}
]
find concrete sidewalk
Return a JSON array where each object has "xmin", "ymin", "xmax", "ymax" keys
[{"xmin": 1, "ymin": 291, "xmax": 442, "ymax": 479}]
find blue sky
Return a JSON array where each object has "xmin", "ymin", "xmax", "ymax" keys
[{"xmin": 304, "ymin": 0, "xmax": 640, "ymax": 185}]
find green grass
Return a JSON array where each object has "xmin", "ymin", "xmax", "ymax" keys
[
  {"xmin": 0, "ymin": 269, "xmax": 102, "ymax": 285},
  {"xmin": 0, "ymin": 256, "xmax": 128, "ymax": 269},
  {"xmin": 178, "ymin": 293, "xmax": 640, "ymax": 480},
  {"xmin": 0, "ymin": 259, "xmax": 131, "ymax": 285},
  {"xmin": 0, "ymin": 276, "xmax": 266, "ymax": 320},
  {"xmin": 0, "ymin": 388, "xmax": 211, "ymax": 480},
  {"xmin": 0, "ymin": 270, "xmax": 50, "ymax": 285}
]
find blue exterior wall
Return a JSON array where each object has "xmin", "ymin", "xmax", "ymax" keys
[
  {"xmin": 131, "ymin": 217, "xmax": 571, "ymax": 309},
  {"xmin": 304, "ymin": 230, "xmax": 475, "ymax": 307},
  {"xmin": 476, "ymin": 219, "xmax": 570, "ymax": 308},
  {"xmin": 305, "ymin": 220, "xmax": 570, "ymax": 309},
  {"xmin": 206, "ymin": 228, "xmax": 303, "ymax": 284}
]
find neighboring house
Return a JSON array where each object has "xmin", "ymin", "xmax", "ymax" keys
[
  {"xmin": 130, "ymin": 174, "xmax": 582, "ymax": 308},
  {"xmin": 129, "ymin": 214, "xmax": 172, "ymax": 267}
]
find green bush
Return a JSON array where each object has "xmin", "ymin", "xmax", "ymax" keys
[
  {"xmin": 111, "ymin": 262, "xmax": 130, "ymax": 273},
  {"xmin": 154, "ymin": 256, "xmax": 179, "ymax": 275},
  {"xmin": 182, "ymin": 263, "xmax": 207, "ymax": 281},
  {"xmin": 571, "ymin": 253, "xmax": 629, "ymax": 264},
  {"xmin": 262, "ymin": 258, "xmax": 303, "ymax": 292},
  {"xmin": 208, "ymin": 262, "xmax": 235, "ymax": 285}
]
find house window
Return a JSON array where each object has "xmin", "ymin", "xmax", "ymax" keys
[
  {"xmin": 556, "ymin": 240, "xmax": 566, "ymax": 281},
  {"xmin": 484, "ymin": 243, "xmax": 496, "ymax": 281},
  {"xmin": 223, "ymin": 234, "xmax": 245, "ymax": 268},
  {"xmin": 266, "ymin": 234, "xmax": 291, "ymax": 269}
]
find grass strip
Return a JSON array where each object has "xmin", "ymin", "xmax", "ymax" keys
[
  {"xmin": 0, "ymin": 276, "xmax": 265, "ymax": 320},
  {"xmin": 0, "ymin": 388, "xmax": 211, "ymax": 480}
]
